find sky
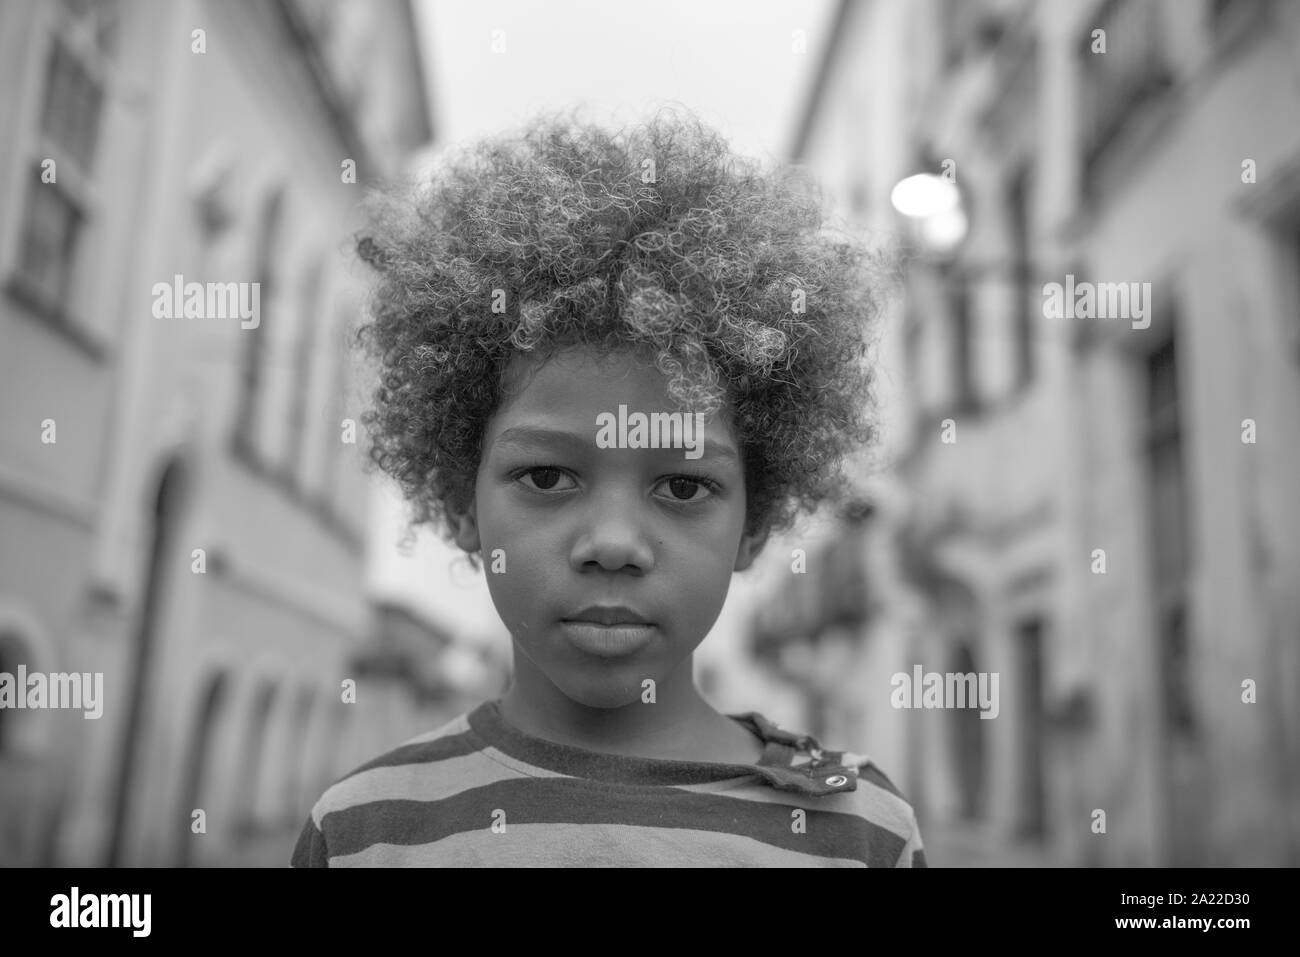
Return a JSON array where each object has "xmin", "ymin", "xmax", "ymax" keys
[{"xmin": 412, "ymin": 0, "xmax": 840, "ymax": 165}]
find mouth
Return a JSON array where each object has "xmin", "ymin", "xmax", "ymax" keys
[
  {"xmin": 559, "ymin": 607, "xmax": 657, "ymax": 658},
  {"xmin": 561, "ymin": 605, "xmax": 654, "ymax": 627}
]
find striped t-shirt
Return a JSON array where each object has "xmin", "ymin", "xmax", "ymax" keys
[{"xmin": 291, "ymin": 699, "xmax": 927, "ymax": 867}]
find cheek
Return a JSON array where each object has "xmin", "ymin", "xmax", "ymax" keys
[
  {"xmin": 665, "ymin": 533, "xmax": 738, "ymax": 617},
  {"xmin": 482, "ymin": 571, "xmax": 532, "ymax": 634},
  {"xmin": 474, "ymin": 487, "xmax": 556, "ymax": 626},
  {"xmin": 480, "ymin": 554, "xmax": 561, "ymax": 648}
]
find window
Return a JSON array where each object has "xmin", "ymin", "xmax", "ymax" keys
[
  {"xmin": 903, "ymin": 300, "xmax": 924, "ymax": 402},
  {"xmin": 10, "ymin": 0, "xmax": 118, "ymax": 336},
  {"xmin": 318, "ymin": 303, "xmax": 351, "ymax": 512},
  {"xmin": 950, "ymin": 278, "xmax": 976, "ymax": 410},
  {"xmin": 1242, "ymin": 164, "xmax": 1300, "ymax": 362},
  {"xmin": 1079, "ymin": 0, "xmax": 1174, "ymax": 190},
  {"xmin": 281, "ymin": 689, "xmax": 316, "ymax": 822},
  {"xmin": 0, "ymin": 632, "xmax": 19, "ymax": 754},
  {"xmin": 1209, "ymin": 0, "xmax": 1270, "ymax": 39},
  {"xmin": 285, "ymin": 256, "xmax": 324, "ymax": 480},
  {"xmin": 16, "ymin": 166, "xmax": 83, "ymax": 312},
  {"xmin": 1009, "ymin": 166, "xmax": 1035, "ymax": 391},
  {"xmin": 1211, "ymin": 0, "xmax": 1247, "ymax": 16},
  {"xmin": 234, "ymin": 683, "xmax": 276, "ymax": 838},
  {"xmin": 174, "ymin": 672, "xmax": 228, "ymax": 867},
  {"xmin": 950, "ymin": 641, "xmax": 986, "ymax": 821},
  {"xmin": 232, "ymin": 188, "xmax": 285, "ymax": 460},
  {"xmin": 40, "ymin": 31, "xmax": 106, "ymax": 171},
  {"xmin": 1289, "ymin": 221, "xmax": 1300, "ymax": 360},
  {"xmin": 939, "ymin": 0, "xmax": 981, "ymax": 71},
  {"xmin": 1014, "ymin": 617, "xmax": 1047, "ymax": 839},
  {"xmin": 1144, "ymin": 332, "xmax": 1195, "ymax": 735}
]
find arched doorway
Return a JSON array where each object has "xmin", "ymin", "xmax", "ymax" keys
[
  {"xmin": 236, "ymin": 681, "xmax": 278, "ymax": 839},
  {"xmin": 950, "ymin": 641, "xmax": 985, "ymax": 820},
  {"xmin": 282, "ymin": 687, "xmax": 316, "ymax": 826},
  {"xmin": 0, "ymin": 630, "xmax": 26, "ymax": 755},
  {"xmin": 174, "ymin": 670, "xmax": 228, "ymax": 866},
  {"xmin": 0, "ymin": 622, "xmax": 63, "ymax": 866},
  {"xmin": 908, "ymin": 563, "xmax": 985, "ymax": 826},
  {"xmin": 105, "ymin": 457, "xmax": 189, "ymax": 866}
]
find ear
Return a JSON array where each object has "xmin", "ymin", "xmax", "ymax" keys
[
  {"xmin": 734, "ymin": 524, "xmax": 770, "ymax": 572},
  {"xmin": 451, "ymin": 507, "xmax": 481, "ymax": 554}
]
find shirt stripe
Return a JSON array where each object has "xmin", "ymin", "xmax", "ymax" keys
[
  {"xmin": 292, "ymin": 700, "xmax": 926, "ymax": 867},
  {"xmin": 329, "ymin": 824, "xmax": 870, "ymax": 868}
]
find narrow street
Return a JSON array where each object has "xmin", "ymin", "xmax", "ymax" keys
[{"xmin": 920, "ymin": 817, "xmax": 1061, "ymax": 868}]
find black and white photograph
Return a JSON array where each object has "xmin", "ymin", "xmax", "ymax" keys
[{"xmin": 1, "ymin": 0, "xmax": 1297, "ymax": 909}]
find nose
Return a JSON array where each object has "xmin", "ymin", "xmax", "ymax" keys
[{"xmin": 569, "ymin": 487, "xmax": 656, "ymax": 573}]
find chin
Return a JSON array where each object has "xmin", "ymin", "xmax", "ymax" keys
[{"xmin": 553, "ymin": 672, "xmax": 650, "ymax": 710}]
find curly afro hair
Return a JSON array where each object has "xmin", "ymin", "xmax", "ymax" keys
[{"xmin": 354, "ymin": 106, "xmax": 897, "ymax": 566}]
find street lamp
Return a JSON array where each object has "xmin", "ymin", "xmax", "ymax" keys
[
  {"xmin": 889, "ymin": 172, "xmax": 958, "ymax": 217},
  {"xmin": 890, "ymin": 172, "xmax": 968, "ymax": 256}
]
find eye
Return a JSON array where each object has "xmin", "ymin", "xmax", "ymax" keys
[
  {"xmin": 654, "ymin": 475, "xmax": 718, "ymax": 503},
  {"xmin": 515, "ymin": 466, "xmax": 577, "ymax": 493}
]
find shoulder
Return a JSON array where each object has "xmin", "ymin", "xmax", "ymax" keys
[
  {"xmin": 292, "ymin": 708, "xmax": 500, "ymax": 867},
  {"xmin": 741, "ymin": 711, "xmax": 924, "ymax": 862},
  {"xmin": 837, "ymin": 751, "xmax": 926, "ymax": 867},
  {"xmin": 312, "ymin": 710, "xmax": 481, "ymax": 819},
  {"xmin": 770, "ymin": 713, "xmax": 923, "ymax": 866},
  {"xmin": 838, "ymin": 749, "xmax": 908, "ymax": 803},
  {"xmin": 840, "ymin": 753, "xmax": 913, "ymax": 820},
  {"xmin": 762, "ymin": 714, "xmax": 926, "ymax": 867}
]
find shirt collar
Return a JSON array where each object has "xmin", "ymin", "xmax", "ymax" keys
[
  {"xmin": 468, "ymin": 700, "xmax": 861, "ymax": 796},
  {"xmin": 730, "ymin": 712, "xmax": 862, "ymax": 796}
]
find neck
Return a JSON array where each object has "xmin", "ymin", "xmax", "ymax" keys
[{"xmin": 497, "ymin": 652, "xmax": 718, "ymax": 757}]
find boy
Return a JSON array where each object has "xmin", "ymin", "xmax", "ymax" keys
[{"xmin": 292, "ymin": 108, "xmax": 925, "ymax": 867}]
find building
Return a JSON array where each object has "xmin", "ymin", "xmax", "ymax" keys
[
  {"xmin": 783, "ymin": 0, "xmax": 1300, "ymax": 866},
  {"xmin": 0, "ymin": 0, "xmax": 440, "ymax": 866}
]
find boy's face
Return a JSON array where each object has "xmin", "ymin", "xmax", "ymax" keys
[{"xmin": 456, "ymin": 344, "xmax": 766, "ymax": 709}]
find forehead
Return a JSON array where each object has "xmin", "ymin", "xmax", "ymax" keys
[
  {"xmin": 490, "ymin": 345, "xmax": 737, "ymax": 443},
  {"xmin": 501, "ymin": 346, "xmax": 660, "ymax": 403}
]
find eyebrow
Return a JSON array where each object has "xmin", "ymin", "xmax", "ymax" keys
[{"xmin": 492, "ymin": 425, "xmax": 741, "ymax": 466}]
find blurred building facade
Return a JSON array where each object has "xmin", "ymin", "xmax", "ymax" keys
[
  {"xmin": 781, "ymin": 0, "xmax": 1300, "ymax": 865},
  {"xmin": 0, "ymin": 0, "xmax": 497, "ymax": 867}
]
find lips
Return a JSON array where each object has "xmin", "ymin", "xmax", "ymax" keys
[{"xmin": 562, "ymin": 605, "xmax": 654, "ymax": 626}]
